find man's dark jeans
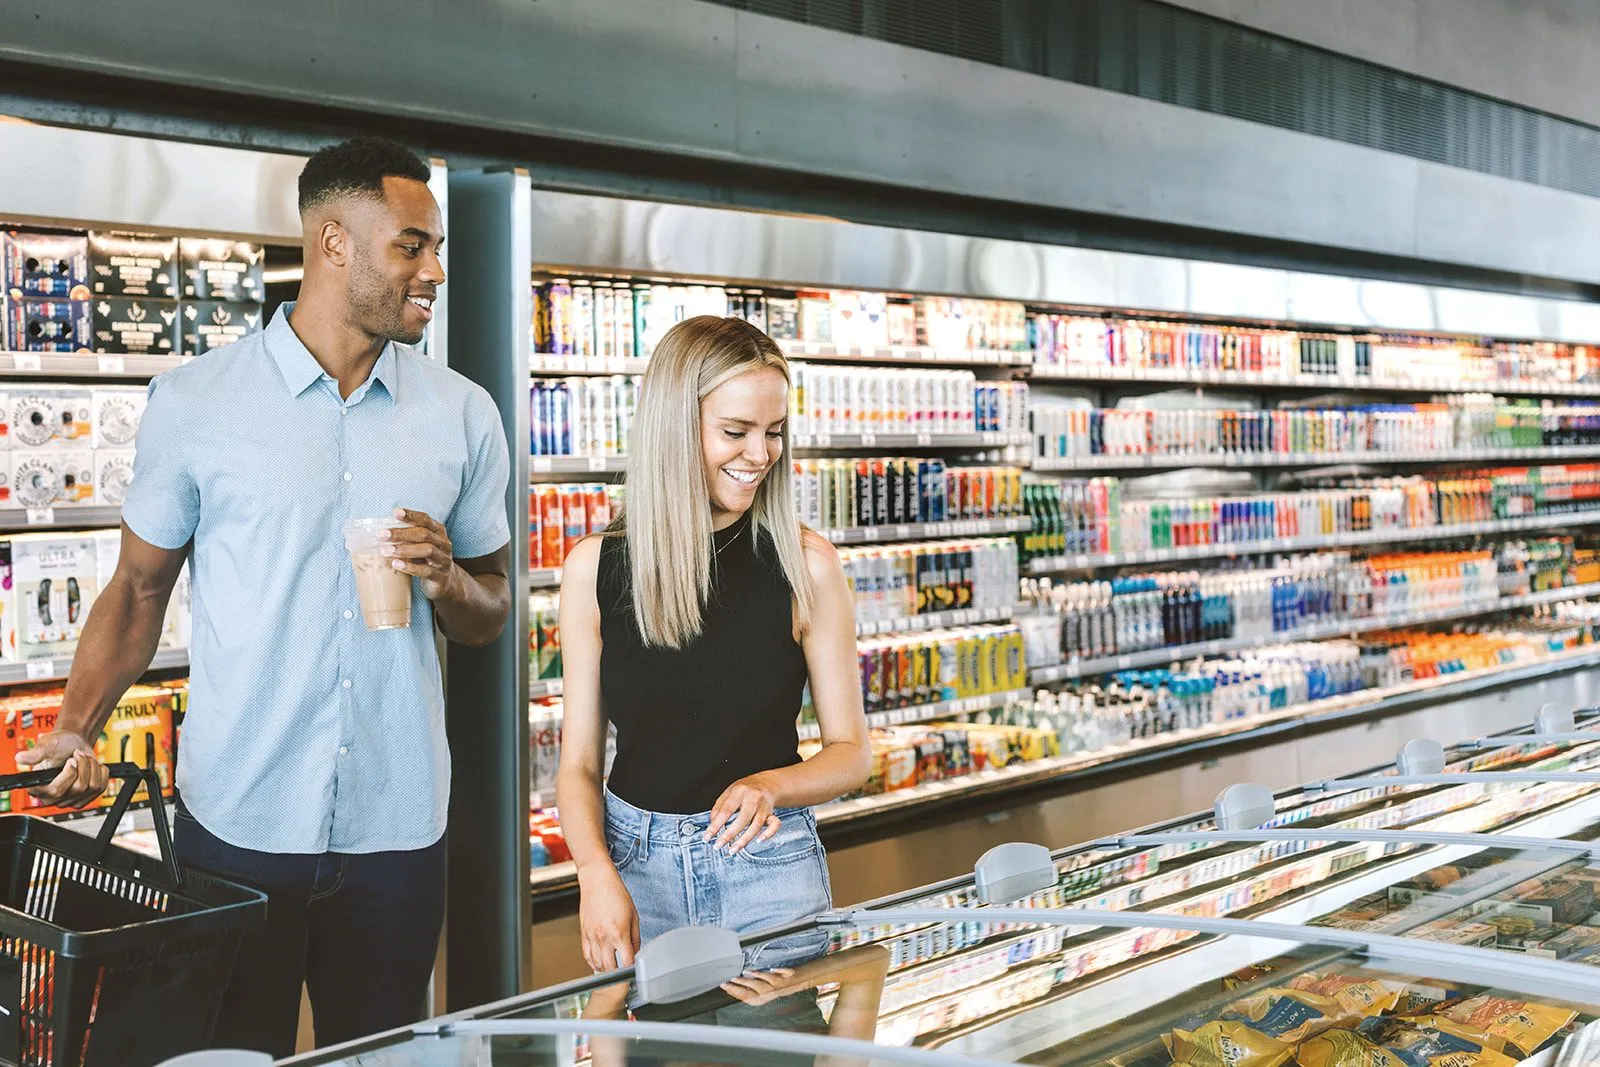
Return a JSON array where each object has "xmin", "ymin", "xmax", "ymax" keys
[{"xmin": 173, "ymin": 798, "xmax": 447, "ymax": 1058}]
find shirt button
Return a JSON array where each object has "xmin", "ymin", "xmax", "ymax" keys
[
  {"xmin": 339, "ymin": 746, "xmax": 349, "ymax": 756},
  {"xmin": 341, "ymin": 679, "xmax": 352, "ymax": 690},
  {"xmin": 343, "ymin": 471, "xmax": 353, "ymax": 482},
  {"xmin": 343, "ymin": 610, "xmax": 354, "ymax": 620},
  {"xmin": 340, "ymin": 407, "xmax": 348, "ymax": 417}
]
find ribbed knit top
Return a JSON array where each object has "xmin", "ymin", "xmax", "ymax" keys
[{"xmin": 598, "ymin": 512, "xmax": 809, "ymax": 814}]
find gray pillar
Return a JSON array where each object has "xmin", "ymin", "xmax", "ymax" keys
[{"xmin": 443, "ymin": 167, "xmax": 533, "ymax": 1008}]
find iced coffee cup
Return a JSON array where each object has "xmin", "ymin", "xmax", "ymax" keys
[{"xmin": 343, "ymin": 517, "xmax": 412, "ymax": 631}]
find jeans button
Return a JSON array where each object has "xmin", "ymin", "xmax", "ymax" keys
[{"xmin": 681, "ymin": 823, "xmax": 695, "ymax": 837}]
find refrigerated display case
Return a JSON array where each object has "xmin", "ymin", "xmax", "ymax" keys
[{"xmin": 286, "ymin": 705, "xmax": 1600, "ymax": 1066}]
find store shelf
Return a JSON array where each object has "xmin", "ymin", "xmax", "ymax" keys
[
  {"xmin": 1026, "ymin": 510, "xmax": 1600, "ymax": 573},
  {"xmin": 1027, "ymin": 580, "xmax": 1600, "ymax": 685},
  {"xmin": 819, "ymin": 640, "xmax": 1600, "ymax": 828},
  {"xmin": 1031, "ymin": 444, "xmax": 1600, "ymax": 473},
  {"xmin": 529, "ymin": 455, "xmax": 627, "ymax": 475},
  {"xmin": 528, "ymin": 643, "xmax": 1600, "ymax": 898},
  {"xmin": 857, "ymin": 603, "xmax": 1021, "ymax": 638},
  {"xmin": 530, "ymin": 354, "xmax": 649, "ymax": 375},
  {"xmin": 1029, "ymin": 362, "xmax": 1600, "ymax": 397},
  {"xmin": 0, "ymin": 351, "xmax": 186, "ymax": 378},
  {"xmin": 791, "ymin": 431, "xmax": 1029, "ymax": 450},
  {"xmin": 0, "ymin": 647, "xmax": 188, "ymax": 687},
  {"xmin": 530, "ymin": 678, "xmax": 563, "ymax": 699},
  {"xmin": 798, "ymin": 687, "xmax": 1033, "ymax": 743},
  {"xmin": 0, "ymin": 506, "xmax": 123, "ymax": 531},
  {"xmin": 778, "ymin": 339, "xmax": 1032, "ymax": 367},
  {"xmin": 530, "ymin": 567, "xmax": 563, "ymax": 589},
  {"xmin": 823, "ymin": 516, "xmax": 1032, "ymax": 545}
]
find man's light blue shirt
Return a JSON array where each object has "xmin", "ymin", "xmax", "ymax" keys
[{"xmin": 122, "ymin": 304, "xmax": 511, "ymax": 854}]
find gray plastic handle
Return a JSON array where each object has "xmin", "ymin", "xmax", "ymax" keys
[
  {"xmin": 1397, "ymin": 737, "xmax": 1447, "ymax": 775},
  {"xmin": 1095, "ymin": 827, "xmax": 1600, "ymax": 857},
  {"xmin": 156, "ymin": 1053, "xmax": 273, "ymax": 1067},
  {"xmin": 973, "ymin": 842, "xmax": 1057, "ymax": 905},
  {"xmin": 632, "ymin": 926, "xmax": 745, "ymax": 1005},
  {"xmin": 1305, "ymin": 770, "xmax": 1600, "ymax": 792},
  {"xmin": 1214, "ymin": 783, "xmax": 1277, "ymax": 831},
  {"xmin": 1537, "ymin": 703, "xmax": 1577, "ymax": 734}
]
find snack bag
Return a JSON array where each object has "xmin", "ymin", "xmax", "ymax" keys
[
  {"xmin": 1221, "ymin": 987, "xmax": 1357, "ymax": 1043},
  {"xmin": 1433, "ymin": 995, "xmax": 1577, "ymax": 1056},
  {"xmin": 1166, "ymin": 1020, "xmax": 1295, "ymax": 1067},
  {"xmin": 1286, "ymin": 973, "xmax": 1402, "ymax": 1018}
]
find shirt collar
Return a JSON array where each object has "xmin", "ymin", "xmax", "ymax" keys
[{"xmin": 267, "ymin": 303, "xmax": 400, "ymax": 402}]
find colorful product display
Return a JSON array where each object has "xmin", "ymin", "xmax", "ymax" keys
[
  {"xmin": 788, "ymin": 365, "xmax": 1025, "ymax": 438},
  {"xmin": 791, "ymin": 459, "xmax": 1024, "ymax": 530},
  {"xmin": 529, "ymin": 375, "xmax": 639, "ymax": 457},
  {"xmin": 840, "ymin": 538, "xmax": 1019, "ymax": 625},
  {"xmin": 528, "ymin": 483, "xmax": 620, "ymax": 569}
]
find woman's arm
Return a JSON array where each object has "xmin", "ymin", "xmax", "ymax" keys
[
  {"xmin": 708, "ymin": 530, "xmax": 870, "ymax": 852},
  {"xmin": 554, "ymin": 536, "xmax": 640, "ymax": 971}
]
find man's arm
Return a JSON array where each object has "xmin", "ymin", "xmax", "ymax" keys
[{"xmin": 18, "ymin": 523, "xmax": 187, "ymax": 807}]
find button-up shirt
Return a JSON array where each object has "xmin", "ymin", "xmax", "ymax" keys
[{"xmin": 122, "ymin": 304, "xmax": 510, "ymax": 854}]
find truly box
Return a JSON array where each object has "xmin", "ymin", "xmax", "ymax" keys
[
  {"xmin": 11, "ymin": 533, "xmax": 98, "ymax": 661},
  {"xmin": 182, "ymin": 300, "xmax": 263, "ymax": 355},
  {"xmin": 179, "ymin": 239, "xmax": 265, "ymax": 302},
  {"xmin": 0, "ymin": 689, "xmax": 68, "ymax": 815},
  {"xmin": 91, "ymin": 386, "xmax": 145, "ymax": 450},
  {"xmin": 87, "ymin": 232, "xmax": 179, "ymax": 298},
  {"xmin": 10, "ymin": 452, "xmax": 94, "ymax": 510},
  {"xmin": 95, "ymin": 684, "xmax": 174, "ymax": 808},
  {"xmin": 9, "ymin": 387, "xmax": 92, "ymax": 449},
  {"xmin": 5, "ymin": 299, "xmax": 92, "ymax": 353},
  {"xmin": 4, "ymin": 233, "xmax": 89, "ymax": 300},
  {"xmin": 92, "ymin": 298, "xmax": 180, "ymax": 356}
]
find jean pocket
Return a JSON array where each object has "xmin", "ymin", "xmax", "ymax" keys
[
  {"xmin": 605, "ymin": 823, "xmax": 642, "ymax": 872},
  {"xmin": 737, "ymin": 812, "xmax": 820, "ymax": 868}
]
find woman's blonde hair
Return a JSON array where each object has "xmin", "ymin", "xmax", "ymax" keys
[{"xmin": 617, "ymin": 314, "xmax": 813, "ymax": 649}]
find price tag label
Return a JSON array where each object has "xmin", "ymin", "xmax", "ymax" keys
[
  {"xmin": 587, "ymin": 456, "xmax": 608, "ymax": 472},
  {"xmin": 1073, "ymin": 555, "xmax": 1090, "ymax": 569},
  {"xmin": 860, "ymin": 432, "xmax": 876, "ymax": 448},
  {"xmin": 1117, "ymin": 655, "xmax": 1133, "ymax": 669},
  {"xmin": 863, "ymin": 527, "xmax": 880, "ymax": 541},
  {"xmin": 916, "ymin": 432, "xmax": 933, "ymax": 447},
  {"xmin": 814, "ymin": 433, "xmax": 832, "ymax": 448},
  {"xmin": 894, "ymin": 525, "xmax": 911, "ymax": 540},
  {"xmin": 605, "ymin": 357, "xmax": 625, "ymax": 373},
  {"xmin": 804, "ymin": 341, "xmax": 825, "ymax": 356},
  {"xmin": 888, "ymin": 347, "xmax": 908, "ymax": 361},
  {"xmin": 532, "ymin": 457, "xmax": 553, "ymax": 473},
  {"xmin": 97, "ymin": 355, "xmax": 126, "ymax": 374},
  {"xmin": 25, "ymin": 660, "xmax": 54, "ymax": 681},
  {"xmin": 25, "ymin": 508, "xmax": 54, "ymax": 526},
  {"xmin": 13, "ymin": 353, "xmax": 41, "ymax": 372}
]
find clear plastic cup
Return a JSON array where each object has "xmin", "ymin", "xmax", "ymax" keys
[{"xmin": 343, "ymin": 517, "xmax": 411, "ymax": 631}]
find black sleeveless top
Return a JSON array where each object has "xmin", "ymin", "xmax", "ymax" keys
[{"xmin": 598, "ymin": 513, "xmax": 810, "ymax": 814}]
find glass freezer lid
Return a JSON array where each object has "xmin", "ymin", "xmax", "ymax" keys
[{"xmin": 285, "ymin": 911, "xmax": 1600, "ymax": 1067}]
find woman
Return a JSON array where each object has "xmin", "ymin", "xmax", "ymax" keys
[{"xmin": 557, "ymin": 314, "xmax": 871, "ymax": 974}]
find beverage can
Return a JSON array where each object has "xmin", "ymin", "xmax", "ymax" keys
[{"xmin": 538, "ymin": 487, "xmax": 564, "ymax": 567}]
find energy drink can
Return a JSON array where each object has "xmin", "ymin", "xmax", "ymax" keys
[
  {"xmin": 530, "ymin": 381, "xmax": 548, "ymax": 455},
  {"xmin": 572, "ymin": 281, "xmax": 594, "ymax": 357},
  {"xmin": 596, "ymin": 284, "xmax": 615, "ymax": 360},
  {"xmin": 551, "ymin": 381, "xmax": 571, "ymax": 456},
  {"xmin": 539, "ymin": 487, "xmax": 564, "ymax": 567},
  {"xmin": 921, "ymin": 459, "xmax": 946, "ymax": 523},
  {"xmin": 886, "ymin": 459, "xmax": 907, "ymax": 525},
  {"xmin": 547, "ymin": 279, "xmax": 572, "ymax": 354},
  {"xmin": 561, "ymin": 487, "xmax": 587, "ymax": 559},
  {"xmin": 584, "ymin": 484, "xmax": 611, "ymax": 533}
]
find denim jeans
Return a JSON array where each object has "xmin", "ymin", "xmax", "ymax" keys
[
  {"xmin": 603, "ymin": 788, "xmax": 833, "ymax": 969},
  {"xmin": 172, "ymin": 797, "xmax": 447, "ymax": 1058}
]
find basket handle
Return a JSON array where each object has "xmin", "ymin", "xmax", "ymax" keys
[{"xmin": 0, "ymin": 757, "xmax": 183, "ymax": 888}]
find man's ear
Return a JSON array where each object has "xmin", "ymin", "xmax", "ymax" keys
[{"xmin": 318, "ymin": 219, "xmax": 348, "ymax": 268}]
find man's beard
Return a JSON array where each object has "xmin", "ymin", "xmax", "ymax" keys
[{"xmin": 349, "ymin": 258, "xmax": 424, "ymax": 345}]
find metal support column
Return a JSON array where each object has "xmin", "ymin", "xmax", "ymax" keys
[{"xmin": 443, "ymin": 166, "xmax": 533, "ymax": 1007}]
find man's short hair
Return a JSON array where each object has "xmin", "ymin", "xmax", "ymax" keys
[{"xmin": 298, "ymin": 136, "xmax": 431, "ymax": 214}]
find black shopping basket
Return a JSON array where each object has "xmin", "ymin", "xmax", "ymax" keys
[{"xmin": 0, "ymin": 761, "xmax": 266, "ymax": 1067}]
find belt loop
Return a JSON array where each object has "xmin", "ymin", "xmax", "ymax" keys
[{"xmin": 638, "ymin": 808, "xmax": 652, "ymax": 860}]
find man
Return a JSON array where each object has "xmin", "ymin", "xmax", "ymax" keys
[{"xmin": 19, "ymin": 137, "xmax": 512, "ymax": 1056}]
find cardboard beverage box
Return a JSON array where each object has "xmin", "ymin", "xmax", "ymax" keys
[
  {"xmin": 182, "ymin": 300, "xmax": 263, "ymax": 355},
  {"xmin": 94, "ymin": 451, "xmax": 134, "ymax": 508},
  {"xmin": 91, "ymin": 298, "xmax": 181, "ymax": 356},
  {"xmin": 5, "ymin": 299, "xmax": 92, "ymax": 353},
  {"xmin": 88, "ymin": 232, "xmax": 179, "ymax": 298},
  {"xmin": 0, "ymin": 688, "xmax": 69, "ymax": 815},
  {"xmin": 90, "ymin": 386, "xmax": 146, "ymax": 450},
  {"xmin": 3, "ymin": 233, "xmax": 89, "ymax": 300},
  {"xmin": 10, "ymin": 452, "xmax": 94, "ymax": 510},
  {"xmin": 11, "ymin": 533, "xmax": 99, "ymax": 660},
  {"xmin": 95, "ymin": 684, "xmax": 175, "ymax": 808},
  {"xmin": 9, "ymin": 387, "xmax": 92, "ymax": 449},
  {"xmin": 179, "ymin": 239, "xmax": 265, "ymax": 302}
]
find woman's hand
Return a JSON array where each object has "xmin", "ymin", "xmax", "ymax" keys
[
  {"xmin": 578, "ymin": 865, "xmax": 641, "ymax": 973},
  {"xmin": 720, "ymin": 968, "xmax": 798, "ymax": 1007},
  {"xmin": 705, "ymin": 772, "xmax": 782, "ymax": 854}
]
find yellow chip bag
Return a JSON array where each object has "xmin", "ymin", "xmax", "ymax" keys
[
  {"xmin": 1296, "ymin": 1026, "xmax": 1405, "ymax": 1067},
  {"xmin": 1221, "ymin": 988, "xmax": 1356, "ymax": 1044},
  {"xmin": 1371, "ymin": 1020, "xmax": 1518, "ymax": 1067},
  {"xmin": 1286, "ymin": 974, "xmax": 1402, "ymax": 1018},
  {"xmin": 1435, "ymin": 995, "xmax": 1577, "ymax": 1056},
  {"xmin": 1167, "ymin": 1021, "xmax": 1296, "ymax": 1067}
]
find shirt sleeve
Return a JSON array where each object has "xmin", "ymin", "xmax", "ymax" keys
[
  {"xmin": 446, "ymin": 389, "xmax": 511, "ymax": 559},
  {"xmin": 121, "ymin": 375, "xmax": 200, "ymax": 550}
]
